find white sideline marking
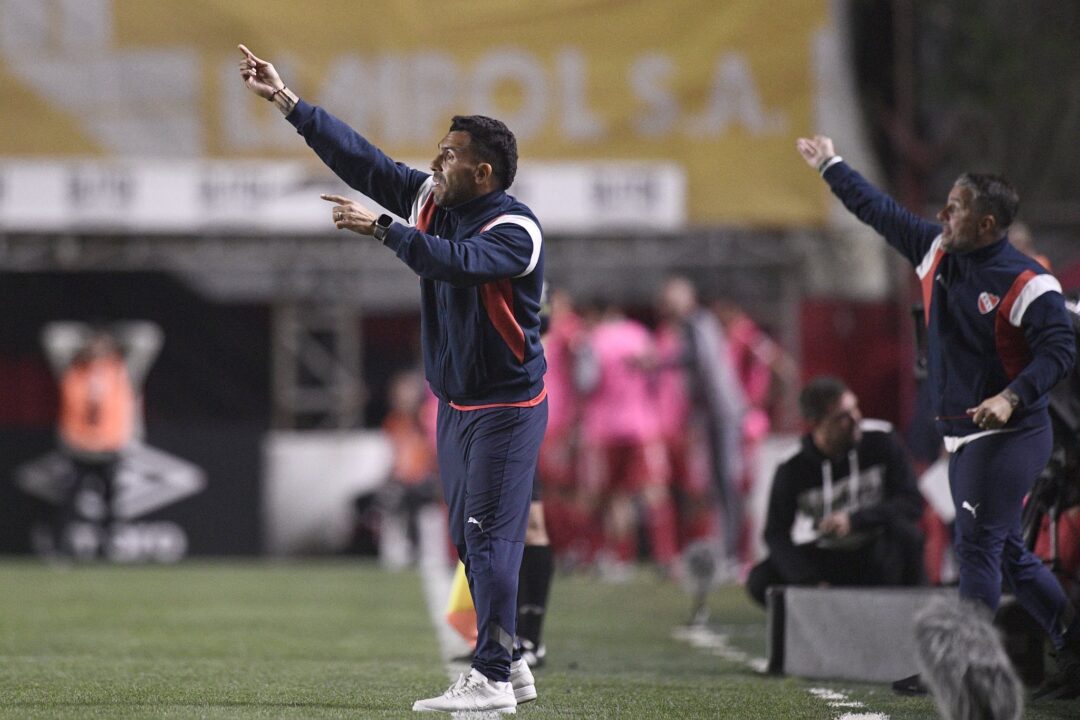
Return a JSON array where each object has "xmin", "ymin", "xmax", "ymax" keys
[
  {"xmin": 808, "ymin": 688, "xmax": 888, "ymax": 719},
  {"xmin": 673, "ymin": 626, "xmax": 891, "ymax": 720},
  {"xmin": 671, "ymin": 624, "xmax": 768, "ymax": 671}
]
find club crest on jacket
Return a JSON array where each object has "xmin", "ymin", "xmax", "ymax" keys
[{"xmin": 978, "ymin": 292, "xmax": 1000, "ymax": 314}]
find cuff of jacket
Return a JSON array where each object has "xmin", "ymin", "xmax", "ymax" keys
[
  {"xmin": 819, "ymin": 155, "xmax": 844, "ymax": 176},
  {"xmin": 381, "ymin": 222, "xmax": 409, "ymax": 254},
  {"xmin": 285, "ymin": 98, "xmax": 316, "ymax": 128}
]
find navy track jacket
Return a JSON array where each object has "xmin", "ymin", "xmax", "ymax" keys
[
  {"xmin": 288, "ymin": 101, "xmax": 546, "ymax": 406},
  {"xmin": 823, "ymin": 161, "xmax": 1075, "ymax": 438}
]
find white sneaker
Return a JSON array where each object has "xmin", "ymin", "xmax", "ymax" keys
[
  {"xmin": 412, "ymin": 668, "xmax": 517, "ymax": 713},
  {"xmin": 510, "ymin": 657, "xmax": 537, "ymax": 704}
]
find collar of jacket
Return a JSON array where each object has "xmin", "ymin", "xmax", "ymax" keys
[
  {"xmin": 955, "ymin": 235, "xmax": 1008, "ymax": 264},
  {"xmin": 443, "ymin": 188, "xmax": 507, "ymax": 219}
]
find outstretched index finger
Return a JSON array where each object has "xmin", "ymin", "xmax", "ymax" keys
[
  {"xmin": 320, "ymin": 194, "xmax": 352, "ymax": 205},
  {"xmin": 238, "ymin": 44, "xmax": 264, "ymax": 64}
]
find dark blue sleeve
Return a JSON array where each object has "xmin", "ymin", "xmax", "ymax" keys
[
  {"xmin": 822, "ymin": 161, "xmax": 942, "ymax": 267},
  {"xmin": 382, "ymin": 222, "xmax": 540, "ymax": 287},
  {"xmin": 287, "ymin": 100, "xmax": 429, "ymax": 219},
  {"xmin": 1011, "ymin": 291, "xmax": 1077, "ymax": 406}
]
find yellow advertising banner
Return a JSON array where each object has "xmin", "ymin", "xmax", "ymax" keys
[{"xmin": 0, "ymin": 0, "xmax": 831, "ymax": 226}]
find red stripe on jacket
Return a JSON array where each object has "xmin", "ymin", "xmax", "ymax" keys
[
  {"xmin": 919, "ymin": 249, "xmax": 945, "ymax": 325},
  {"xmin": 480, "ymin": 278, "xmax": 526, "ymax": 363},
  {"xmin": 414, "ymin": 193, "xmax": 534, "ymax": 402},
  {"xmin": 416, "ymin": 194, "xmax": 436, "ymax": 232},
  {"xmin": 995, "ymin": 269, "xmax": 1037, "ymax": 379}
]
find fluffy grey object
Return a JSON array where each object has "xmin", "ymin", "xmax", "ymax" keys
[{"xmin": 913, "ymin": 597, "xmax": 1024, "ymax": 720}]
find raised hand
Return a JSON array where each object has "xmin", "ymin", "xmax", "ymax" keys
[
  {"xmin": 238, "ymin": 44, "xmax": 285, "ymax": 99},
  {"xmin": 796, "ymin": 135, "xmax": 836, "ymax": 169},
  {"xmin": 321, "ymin": 194, "xmax": 379, "ymax": 235}
]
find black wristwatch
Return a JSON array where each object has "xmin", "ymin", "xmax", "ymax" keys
[{"xmin": 372, "ymin": 213, "xmax": 393, "ymax": 242}]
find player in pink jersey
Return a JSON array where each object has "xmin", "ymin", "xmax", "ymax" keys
[{"xmin": 577, "ymin": 301, "xmax": 677, "ymax": 577}]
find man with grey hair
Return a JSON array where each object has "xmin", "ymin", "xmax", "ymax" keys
[{"xmin": 797, "ymin": 135, "xmax": 1080, "ymax": 700}]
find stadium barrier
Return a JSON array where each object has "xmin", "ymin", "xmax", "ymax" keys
[{"xmin": 766, "ymin": 585, "xmax": 957, "ymax": 682}]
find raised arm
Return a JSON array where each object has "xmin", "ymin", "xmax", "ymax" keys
[
  {"xmin": 797, "ymin": 135, "xmax": 942, "ymax": 267},
  {"xmin": 110, "ymin": 321, "xmax": 164, "ymax": 387},
  {"xmin": 41, "ymin": 322, "xmax": 92, "ymax": 376},
  {"xmin": 238, "ymin": 44, "xmax": 428, "ymax": 218}
]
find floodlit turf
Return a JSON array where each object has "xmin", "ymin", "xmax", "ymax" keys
[{"xmin": 0, "ymin": 559, "xmax": 1076, "ymax": 719}]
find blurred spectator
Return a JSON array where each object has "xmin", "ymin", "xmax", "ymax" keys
[
  {"xmin": 655, "ymin": 305, "xmax": 715, "ymax": 552},
  {"xmin": 535, "ymin": 286, "xmax": 588, "ymax": 562},
  {"xmin": 378, "ymin": 369, "xmax": 440, "ymax": 569},
  {"xmin": 656, "ymin": 278, "xmax": 747, "ymax": 572},
  {"xmin": 38, "ymin": 321, "xmax": 162, "ymax": 556},
  {"xmin": 1007, "ymin": 221, "xmax": 1051, "ymax": 270},
  {"xmin": 45, "ymin": 322, "xmax": 162, "ymax": 458},
  {"xmin": 712, "ymin": 299, "xmax": 797, "ymax": 561},
  {"xmin": 712, "ymin": 299, "xmax": 797, "ymax": 433},
  {"xmin": 746, "ymin": 376, "xmax": 926, "ymax": 606},
  {"xmin": 576, "ymin": 299, "xmax": 677, "ymax": 578}
]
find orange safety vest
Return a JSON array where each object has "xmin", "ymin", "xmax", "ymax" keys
[
  {"xmin": 382, "ymin": 412, "xmax": 437, "ymax": 486},
  {"xmin": 58, "ymin": 355, "xmax": 136, "ymax": 454}
]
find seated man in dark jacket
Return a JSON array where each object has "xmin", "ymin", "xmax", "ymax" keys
[{"xmin": 746, "ymin": 376, "xmax": 926, "ymax": 606}]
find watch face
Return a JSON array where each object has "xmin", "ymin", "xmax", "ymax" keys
[
  {"xmin": 374, "ymin": 215, "xmax": 392, "ymax": 240},
  {"xmin": 373, "ymin": 212, "xmax": 390, "ymax": 240}
]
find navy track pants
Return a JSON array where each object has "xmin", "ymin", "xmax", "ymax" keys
[
  {"xmin": 950, "ymin": 421, "xmax": 1071, "ymax": 648},
  {"xmin": 436, "ymin": 399, "xmax": 548, "ymax": 681}
]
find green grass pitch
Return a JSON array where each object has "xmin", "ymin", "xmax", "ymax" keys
[{"xmin": 0, "ymin": 560, "xmax": 1075, "ymax": 719}]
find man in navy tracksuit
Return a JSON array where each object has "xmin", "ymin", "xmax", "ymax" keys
[
  {"xmin": 797, "ymin": 135, "xmax": 1080, "ymax": 700},
  {"xmin": 240, "ymin": 46, "xmax": 545, "ymax": 713}
]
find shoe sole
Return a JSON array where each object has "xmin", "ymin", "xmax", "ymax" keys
[
  {"xmin": 412, "ymin": 702, "xmax": 517, "ymax": 713},
  {"xmin": 514, "ymin": 684, "xmax": 537, "ymax": 704}
]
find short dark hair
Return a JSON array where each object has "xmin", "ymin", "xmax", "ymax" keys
[
  {"xmin": 799, "ymin": 376, "xmax": 848, "ymax": 423},
  {"xmin": 450, "ymin": 115, "xmax": 518, "ymax": 190},
  {"xmin": 954, "ymin": 173, "xmax": 1020, "ymax": 231}
]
